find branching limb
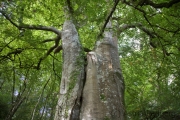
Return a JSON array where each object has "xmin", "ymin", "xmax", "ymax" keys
[
  {"xmin": 144, "ymin": 0, "xmax": 180, "ymax": 8},
  {"xmin": 152, "ymin": 24, "xmax": 180, "ymax": 35},
  {"xmin": 122, "ymin": 0, "xmax": 180, "ymax": 8},
  {"xmin": 0, "ymin": 10, "xmax": 19, "ymax": 28},
  {"xmin": 120, "ymin": 2, "xmax": 165, "ymax": 49},
  {"xmin": 117, "ymin": 23, "xmax": 162, "ymax": 48},
  {"xmin": 66, "ymin": 0, "xmax": 74, "ymax": 15},
  {"xmin": 41, "ymin": 39, "xmax": 55, "ymax": 43},
  {"xmin": 19, "ymin": 25, "xmax": 62, "ymax": 36},
  {"xmin": 0, "ymin": 10, "xmax": 61, "ymax": 36},
  {"xmin": 98, "ymin": 0, "xmax": 120, "ymax": 37},
  {"xmin": 54, "ymin": 45, "xmax": 62, "ymax": 54},
  {"xmin": 118, "ymin": 23, "xmax": 174, "ymax": 56},
  {"xmin": 0, "ymin": 10, "xmax": 62, "ymax": 70},
  {"xmin": 35, "ymin": 36, "xmax": 61, "ymax": 70},
  {"xmin": 118, "ymin": 23, "xmax": 157, "ymax": 38}
]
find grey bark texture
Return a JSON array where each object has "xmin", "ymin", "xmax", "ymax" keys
[
  {"xmin": 54, "ymin": 21, "xmax": 125, "ymax": 120},
  {"xmin": 54, "ymin": 20, "xmax": 84, "ymax": 120},
  {"xmin": 80, "ymin": 22, "xmax": 125, "ymax": 120}
]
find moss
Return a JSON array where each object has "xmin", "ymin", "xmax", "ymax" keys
[
  {"xmin": 104, "ymin": 116, "xmax": 110, "ymax": 120},
  {"xmin": 65, "ymin": 109, "xmax": 68, "ymax": 118},
  {"xmin": 67, "ymin": 51, "xmax": 85, "ymax": 97},
  {"xmin": 100, "ymin": 94, "xmax": 106, "ymax": 101}
]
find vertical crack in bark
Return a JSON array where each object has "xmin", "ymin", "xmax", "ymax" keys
[
  {"xmin": 70, "ymin": 98, "xmax": 80, "ymax": 120},
  {"xmin": 70, "ymin": 62, "xmax": 87, "ymax": 120},
  {"xmin": 55, "ymin": 20, "xmax": 125, "ymax": 120},
  {"xmin": 80, "ymin": 52, "xmax": 104, "ymax": 119}
]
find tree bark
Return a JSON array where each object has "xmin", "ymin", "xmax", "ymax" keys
[
  {"xmin": 54, "ymin": 20, "xmax": 85, "ymax": 120},
  {"xmin": 80, "ymin": 22, "xmax": 125, "ymax": 120},
  {"xmin": 55, "ymin": 21, "xmax": 125, "ymax": 120}
]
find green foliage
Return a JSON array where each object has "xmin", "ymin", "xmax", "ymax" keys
[
  {"xmin": 100, "ymin": 94, "xmax": 106, "ymax": 101},
  {"xmin": 68, "ymin": 51, "xmax": 84, "ymax": 94},
  {"xmin": 0, "ymin": 94, "xmax": 10, "ymax": 119},
  {"xmin": 1, "ymin": 0, "xmax": 180, "ymax": 119},
  {"xmin": 120, "ymin": 28, "xmax": 180, "ymax": 119},
  {"xmin": 104, "ymin": 116, "xmax": 110, "ymax": 120}
]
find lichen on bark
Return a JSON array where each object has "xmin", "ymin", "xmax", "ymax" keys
[
  {"xmin": 55, "ymin": 21, "xmax": 125, "ymax": 120},
  {"xmin": 80, "ymin": 22, "xmax": 125, "ymax": 120},
  {"xmin": 54, "ymin": 20, "xmax": 84, "ymax": 120}
]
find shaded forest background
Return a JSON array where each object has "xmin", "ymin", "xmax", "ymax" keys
[{"xmin": 1, "ymin": 0, "xmax": 180, "ymax": 119}]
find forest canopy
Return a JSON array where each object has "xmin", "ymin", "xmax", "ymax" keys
[{"xmin": 0, "ymin": 0, "xmax": 180, "ymax": 119}]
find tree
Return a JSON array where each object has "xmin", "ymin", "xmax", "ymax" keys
[{"xmin": 1, "ymin": 0, "xmax": 180, "ymax": 120}]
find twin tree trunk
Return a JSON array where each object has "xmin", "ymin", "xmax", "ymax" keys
[{"xmin": 54, "ymin": 21, "xmax": 125, "ymax": 120}]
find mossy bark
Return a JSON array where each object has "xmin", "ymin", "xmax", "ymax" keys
[
  {"xmin": 54, "ymin": 21, "xmax": 84, "ymax": 120},
  {"xmin": 54, "ymin": 21, "xmax": 125, "ymax": 120},
  {"xmin": 80, "ymin": 22, "xmax": 125, "ymax": 120}
]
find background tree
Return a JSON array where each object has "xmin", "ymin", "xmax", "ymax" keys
[{"xmin": 0, "ymin": 0, "xmax": 180, "ymax": 120}]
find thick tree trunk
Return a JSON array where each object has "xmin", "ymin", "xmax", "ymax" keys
[
  {"xmin": 55, "ymin": 21, "xmax": 125, "ymax": 120},
  {"xmin": 54, "ymin": 21, "xmax": 85, "ymax": 120},
  {"xmin": 80, "ymin": 22, "xmax": 125, "ymax": 120}
]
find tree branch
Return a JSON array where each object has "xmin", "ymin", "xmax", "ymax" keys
[
  {"xmin": 0, "ymin": 10, "xmax": 61, "ymax": 36},
  {"xmin": 145, "ymin": 0, "xmax": 180, "ymax": 8},
  {"xmin": 35, "ymin": 35, "xmax": 61, "ymax": 70},
  {"xmin": 123, "ymin": 0, "xmax": 180, "ymax": 8},
  {"xmin": 117, "ymin": 23, "xmax": 162, "ymax": 48},
  {"xmin": 118, "ymin": 23, "xmax": 156, "ymax": 38},
  {"xmin": 41, "ymin": 39, "xmax": 55, "ymax": 43},
  {"xmin": 66, "ymin": 0, "xmax": 74, "ymax": 15},
  {"xmin": 20, "ymin": 25, "xmax": 62, "ymax": 36},
  {"xmin": 153, "ymin": 24, "xmax": 180, "ymax": 34},
  {"xmin": 0, "ymin": 10, "xmax": 62, "ymax": 70},
  {"xmin": 98, "ymin": 0, "xmax": 120, "ymax": 37},
  {"xmin": 0, "ymin": 10, "xmax": 19, "ymax": 28}
]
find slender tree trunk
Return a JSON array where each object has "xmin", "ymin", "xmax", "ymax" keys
[{"xmin": 54, "ymin": 21, "xmax": 125, "ymax": 120}]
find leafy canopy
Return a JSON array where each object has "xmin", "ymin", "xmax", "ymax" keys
[{"xmin": 0, "ymin": 0, "xmax": 180, "ymax": 119}]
